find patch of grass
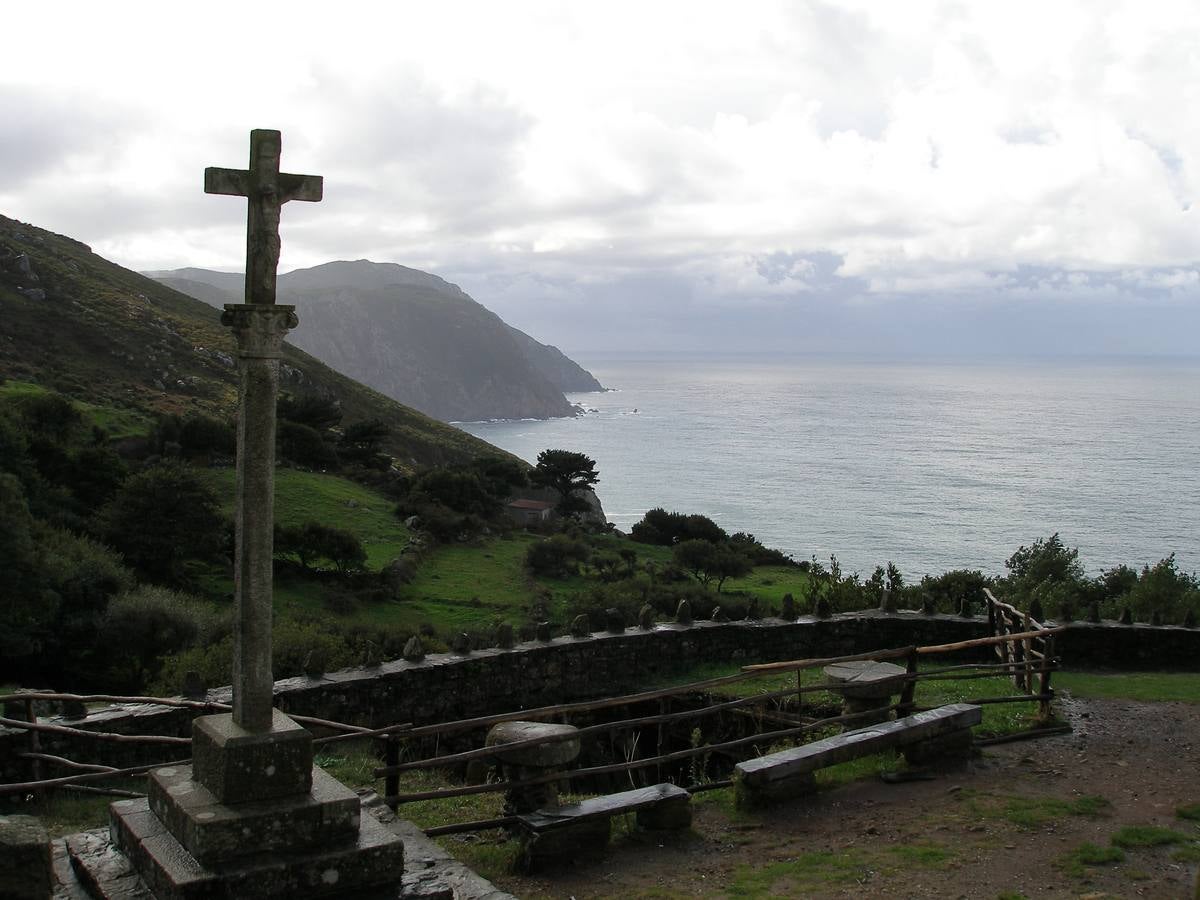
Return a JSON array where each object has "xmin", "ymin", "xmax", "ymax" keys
[
  {"xmin": 815, "ymin": 751, "xmax": 906, "ymax": 788},
  {"xmin": 403, "ymin": 535, "xmax": 540, "ymax": 612},
  {"xmin": 1110, "ymin": 825, "xmax": 1189, "ymax": 849},
  {"xmin": 995, "ymin": 892, "xmax": 1029, "ymax": 900},
  {"xmin": 0, "ymin": 779, "xmax": 146, "ymax": 838},
  {"xmin": 726, "ymin": 840, "xmax": 954, "ymax": 897},
  {"xmin": 313, "ymin": 739, "xmax": 380, "ymax": 789},
  {"xmin": 438, "ymin": 834, "xmax": 518, "ymax": 883},
  {"xmin": 1057, "ymin": 842, "xmax": 1125, "ymax": 879},
  {"xmin": 722, "ymin": 566, "xmax": 813, "ymax": 611},
  {"xmin": 1172, "ymin": 845, "xmax": 1200, "ymax": 863},
  {"xmin": 959, "ymin": 790, "xmax": 1110, "ymax": 829},
  {"xmin": 1176, "ymin": 802, "xmax": 1200, "ymax": 821},
  {"xmin": 886, "ymin": 842, "xmax": 954, "ymax": 868},
  {"xmin": 726, "ymin": 850, "xmax": 870, "ymax": 896},
  {"xmin": 390, "ymin": 770, "xmax": 505, "ymax": 832},
  {"xmin": 1056, "ymin": 671, "xmax": 1200, "ymax": 704},
  {"xmin": 692, "ymin": 786, "xmax": 761, "ymax": 825}
]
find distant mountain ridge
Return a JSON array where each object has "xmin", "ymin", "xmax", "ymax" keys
[{"xmin": 148, "ymin": 261, "xmax": 603, "ymax": 422}]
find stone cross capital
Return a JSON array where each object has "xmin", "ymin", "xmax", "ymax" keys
[{"xmin": 221, "ymin": 304, "xmax": 300, "ymax": 360}]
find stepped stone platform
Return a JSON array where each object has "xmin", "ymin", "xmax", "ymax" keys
[{"xmin": 52, "ymin": 793, "xmax": 513, "ymax": 900}]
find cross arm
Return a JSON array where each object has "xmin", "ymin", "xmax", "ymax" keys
[
  {"xmin": 205, "ymin": 167, "xmax": 251, "ymax": 197},
  {"xmin": 279, "ymin": 173, "xmax": 323, "ymax": 203}
]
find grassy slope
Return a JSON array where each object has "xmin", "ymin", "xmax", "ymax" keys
[
  {"xmin": 0, "ymin": 214, "xmax": 501, "ymax": 471},
  {"xmin": 203, "ymin": 468, "xmax": 411, "ymax": 570}
]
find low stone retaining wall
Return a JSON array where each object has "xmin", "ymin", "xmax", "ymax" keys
[{"xmin": 2, "ymin": 611, "xmax": 1197, "ymax": 781}]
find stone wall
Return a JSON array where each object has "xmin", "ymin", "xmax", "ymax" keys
[{"xmin": 2, "ymin": 611, "xmax": 1197, "ymax": 781}]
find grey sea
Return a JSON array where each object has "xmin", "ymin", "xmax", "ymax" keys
[{"xmin": 458, "ymin": 355, "xmax": 1200, "ymax": 579}]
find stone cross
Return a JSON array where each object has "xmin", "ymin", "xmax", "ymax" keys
[{"xmin": 206, "ymin": 129, "xmax": 321, "ymax": 731}]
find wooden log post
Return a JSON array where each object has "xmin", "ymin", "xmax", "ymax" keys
[
  {"xmin": 1022, "ymin": 612, "xmax": 1034, "ymax": 696},
  {"xmin": 1038, "ymin": 635, "xmax": 1056, "ymax": 722},
  {"xmin": 384, "ymin": 735, "xmax": 400, "ymax": 813},
  {"xmin": 25, "ymin": 698, "xmax": 42, "ymax": 802},
  {"xmin": 899, "ymin": 648, "xmax": 919, "ymax": 715}
]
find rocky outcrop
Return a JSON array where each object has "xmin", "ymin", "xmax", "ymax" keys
[{"xmin": 150, "ymin": 261, "xmax": 603, "ymax": 422}]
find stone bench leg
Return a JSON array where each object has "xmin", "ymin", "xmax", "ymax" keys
[
  {"xmin": 636, "ymin": 795, "xmax": 692, "ymax": 830},
  {"xmin": 517, "ymin": 818, "xmax": 611, "ymax": 873},
  {"xmin": 734, "ymin": 771, "xmax": 816, "ymax": 810},
  {"xmin": 902, "ymin": 728, "xmax": 975, "ymax": 767}
]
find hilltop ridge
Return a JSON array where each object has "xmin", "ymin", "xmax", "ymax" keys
[{"xmin": 0, "ymin": 214, "xmax": 503, "ymax": 470}]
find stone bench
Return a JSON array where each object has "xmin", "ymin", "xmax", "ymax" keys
[
  {"xmin": 515, "ymin": 783, "xmax": 691, "ymax": 872},
  {"xmin": 735, "ymin": 703, "xmax": 982, "ymax": 808}
]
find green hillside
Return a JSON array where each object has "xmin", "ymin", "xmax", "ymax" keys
[{"xmin": 0, "ymin": 214, "xmax": 501, "ymax": 470}]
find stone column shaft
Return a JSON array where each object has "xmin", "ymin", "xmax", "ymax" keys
[{"xmin": 223, "ymin": 303, "xmax": 298, "ymax": 732}]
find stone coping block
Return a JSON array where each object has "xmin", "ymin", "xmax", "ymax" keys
[
  {"xmin": 737, "ymin": 703, "xmax": 982, "ymax": 786},
  {"xmin": 192, "ymin": 709, "xmax": 313, "ymax": 804},
  {"xmin": 147, "ymin": 765, "xmax": 358, "ymax": 865},
  {"xmin": 109, "ymin": 797, "xmax": 403, "ymax": 900},
  {"xmin": 1, "ymin": 813, "xmax": 52, "ymax": 900}
]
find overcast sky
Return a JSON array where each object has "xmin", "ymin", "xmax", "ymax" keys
[{"xmin": 5, "ymin": 1, "xmax": 1200, "ymax": 355}]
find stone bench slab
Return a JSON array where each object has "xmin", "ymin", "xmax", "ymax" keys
[
  {"xmin": 517, "ymin": 783, "xmax": 690, "ymax": 834},
  {"xmin": 737, "ymin": 703, "xmax": 982, "ymax": 786}
]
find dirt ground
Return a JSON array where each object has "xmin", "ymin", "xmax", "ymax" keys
[{"xmin": 461, "ymin": 693, "xmax": 1200, "ymax": 899}]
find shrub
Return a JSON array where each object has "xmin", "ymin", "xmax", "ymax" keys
[
  {"xmin": 96, "ymin": 461, "xmax": 224, "ymax": 584},
  {"xmin": 99, "ymin": 586, "xmax": 227, "ymax": 692},
  {"xmin": 525, "ymin": 535, "xmax": 591, "ymax": 577}
]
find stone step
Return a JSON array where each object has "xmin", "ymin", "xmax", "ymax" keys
[
  {"xmin": 147, "ymin": 765, "xmax": 358, "ymax": 865},
  {"xmin": 107, "ymin": 797, "xmax": 403, "ymax": 900}
]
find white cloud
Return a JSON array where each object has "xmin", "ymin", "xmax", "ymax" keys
[{"xmin": 2, "ymin": 0, "xmax": 1199, "ymax": 351}]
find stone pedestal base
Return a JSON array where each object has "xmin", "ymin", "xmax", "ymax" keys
[
  {"xmin": 63, "ymin": 710, "xmax": 406, "ymax": 899},
  {"xmin": 147, "ymin": 765, "xmax": 359, "ymax": 865},
  {"xmin": 105, "ymin": 795, "xmax": 403, "ymax": 900},
  {"xmin": 486, "ymin": 721, "xmax": 581, "ymax": 816},
  {"xmin": 192, "ymin": 710, "xmax": 313, "ymax": 804}
]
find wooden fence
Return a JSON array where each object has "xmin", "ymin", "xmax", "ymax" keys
[{"xmin": 373, "ymin": 622, "xmax": 1065, "ymax": 834}]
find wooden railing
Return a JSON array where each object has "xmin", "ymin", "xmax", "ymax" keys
[
  {"xmin": 373, "ymin": 621, "xmax": 1066, "ymax": 833},
  {"xmin": 984, "ymin": 588, "xmax": 1057, "ymax": 720}
]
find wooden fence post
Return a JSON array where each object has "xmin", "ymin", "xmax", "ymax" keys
[
  {"xmin": 1038, "ymin": 635, "xmax": 1056, "ymax": 722},
  {"xmin": 384, "ymin": 735, "xmax": 399, "ymax": 813},
  {"xmin": 899, "ymin": 648, "xmax": 919, "ymax": 715}
]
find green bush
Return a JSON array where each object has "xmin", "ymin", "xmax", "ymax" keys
[
  {"xmin": 96, "ymin": 461, "xmax": 224, "ymax": 584},
  {"xmin": 525, "ymin": 535, "xmax": 591, "ymax": 578},
  {"xmin": 99, "ymin": 586, "xmax": 228, "ymax": 692}
]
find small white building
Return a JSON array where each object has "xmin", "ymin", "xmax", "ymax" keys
[{"xmin": 506, "ymin": 498, "xmax": 554, "ymax": 527}]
